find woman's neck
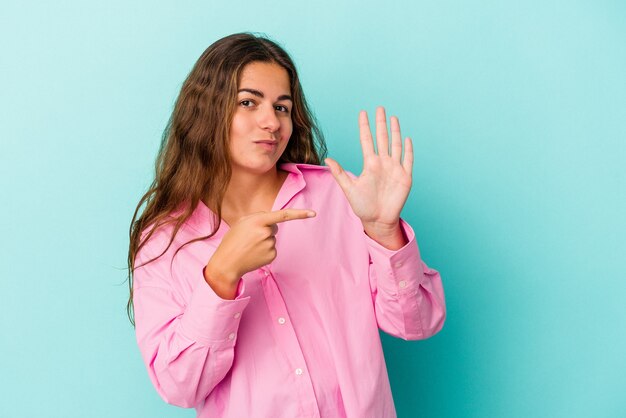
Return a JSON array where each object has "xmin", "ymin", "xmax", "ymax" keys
[{"xmin": 219, "ymin": 166, "xmax": 288, "ymax": 225}]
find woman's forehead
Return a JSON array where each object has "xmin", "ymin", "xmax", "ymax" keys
[{"xmin": 238, "ymin": 62, "xmax": 290, "ymax": 93}]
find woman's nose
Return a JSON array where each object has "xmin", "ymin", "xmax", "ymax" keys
[{"xmin": 257, "ymin": 105, "xmax": 280, "ymax": 132}]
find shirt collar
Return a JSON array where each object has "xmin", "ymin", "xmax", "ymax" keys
[{"xmin": 188, "ymin": 163, "xmax": 317, "ymax": 234}]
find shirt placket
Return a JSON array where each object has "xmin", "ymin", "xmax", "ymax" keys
[{"xmin": 259, "ymin": 266, "xmax": 321, "ymax": 418}]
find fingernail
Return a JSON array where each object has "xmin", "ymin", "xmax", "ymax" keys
[{"xmin": 307, "ymin": 211, "xmax": 316, "ymax": 217}]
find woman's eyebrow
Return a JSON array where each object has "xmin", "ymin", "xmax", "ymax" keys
[{"xmin": 238, "ymin": 88, "xmax": 293, "ymax": 102}]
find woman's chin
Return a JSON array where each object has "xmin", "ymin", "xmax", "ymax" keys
[{"xmin": 231, "ymin": 160, "xmax": 280, "ymax": 176}]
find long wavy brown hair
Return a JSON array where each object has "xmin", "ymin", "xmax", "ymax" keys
[{"xmin": 127, "ymin": 32, "xmax": 327, "ymax": 325}]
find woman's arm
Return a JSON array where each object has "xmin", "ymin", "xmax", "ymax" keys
[
  {"xmin": 326, "ymin": 106, "xmax": 446, "ymax": 339},
  {"xmin": 133, "ymin": 239, "xmax": 250, "ymax": 408},
  {"xmin": 364, "ymin": 219, "xmax": 446, "ymax": 340}
]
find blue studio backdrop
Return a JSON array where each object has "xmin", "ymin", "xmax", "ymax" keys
[{"xmin": 1, "ymin": 1, "xmax": 625, "ymax": 417}]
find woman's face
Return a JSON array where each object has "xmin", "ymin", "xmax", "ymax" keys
[{"xmin": 229, "ymin": 61, "xmax": 293, "ymax": 176}]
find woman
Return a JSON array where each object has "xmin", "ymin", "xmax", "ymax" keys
[{"xmin": 128, "ymin": 32, "xmax": 446, "ymax": 418}]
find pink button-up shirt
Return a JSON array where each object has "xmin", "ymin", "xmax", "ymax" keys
[{"xmin": 133, "ymin": 163, "xmax": 446, "ymax": 418}]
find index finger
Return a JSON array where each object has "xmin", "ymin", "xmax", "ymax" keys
[
  {"xmin": 258, "ymin": 209, "xmax": 316, "ymax": 226},
  {"xmin": 359, "ymin": 110, "xmax": 375, "ymax": 157}
]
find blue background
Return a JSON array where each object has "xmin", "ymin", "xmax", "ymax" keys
[{"xmin": 1, "ymin": 1, "xmax": 625, "ymax": 417}]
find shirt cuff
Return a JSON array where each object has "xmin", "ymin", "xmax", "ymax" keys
[
  {"xmin": 179, "ymin": 274, "xmax": 250, "ymax": 349},
  {"xmin": 364, "ymin": 219, "xmax": 425, "ymax": 295}
]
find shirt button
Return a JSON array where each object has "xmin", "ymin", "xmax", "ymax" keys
[
  {"xmin": 398, "ymin": 280, "xmax": 407, "ymax": 288},
  {"xmin": 228, "ymin": 333, "xmax": 235, "ymax": 340},
  {"xmin": 234, "ymin": 312, "xmax": 241, "ymax": 319},
  {"xmin": 277, "ymin": 317, "xmax": 286, "ymax": 325},
  {"xmin": 395, "ymin": 261, "xmax": 403, "ymax": 268},
  {"xmin": 295, "ymin": 368, "xmax": 303, "ymax": 376},
  {"xmin": 264, "ymin": 270, "xmax": 270, "ymax": 277}
]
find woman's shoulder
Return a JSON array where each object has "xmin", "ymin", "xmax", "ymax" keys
[
  {"xmin": 136, "ymin": 212, "xmax": 204, "ymax": 264},
  {"xmin": 133, "ymin": 215, "xmax": 208, "ymax": 291},
  {"xmin": 135, "ymin": 220, "xmax": 180, "ymax": 266}
]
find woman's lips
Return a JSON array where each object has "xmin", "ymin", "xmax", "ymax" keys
[{"xmin": 254, "ymin": 140, "xmax": 278, "ymax": 151}]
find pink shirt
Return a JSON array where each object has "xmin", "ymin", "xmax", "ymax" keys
[{"xmin": 133, "ymin": 163, "xmax": 446, "ymax": 418}]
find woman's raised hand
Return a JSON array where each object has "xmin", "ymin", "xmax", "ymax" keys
[
  {"xmin": 325, "ymin": 107, "xmax": 413, "ymax": 250},
  {"xmin": 204, "ymin": 209, "xmax": 315, "ymax": 299}
]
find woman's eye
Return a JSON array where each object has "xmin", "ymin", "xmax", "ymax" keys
[
  {"xmin": 275, "ymin": 105, "xmax": 290, "ymax": 113},
  {"xmin": 240, "ymin": 100, "xmax": 254, "ymax": 107}
]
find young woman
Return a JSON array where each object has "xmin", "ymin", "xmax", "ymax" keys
[{"xmin": 128, "ymin": 32, "xmax": 446, "ymax": 418}]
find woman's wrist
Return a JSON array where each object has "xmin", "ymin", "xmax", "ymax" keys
[
  {"xmin": 362, "ymin": 220, "xmax": 407, "ymax": 251},
  {"xmin": 204, "ymin": 262, "xmax": 240, "ymax": 300}
]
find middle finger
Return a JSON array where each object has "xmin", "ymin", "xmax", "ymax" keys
[{"xmin": 375, "ymin": 106, "xmax": 389, "ymax": 156}]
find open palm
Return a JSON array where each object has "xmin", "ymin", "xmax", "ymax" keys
[{"xmin": 326, "ymin": 106, "xmax": 413, "ymax": 228}]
